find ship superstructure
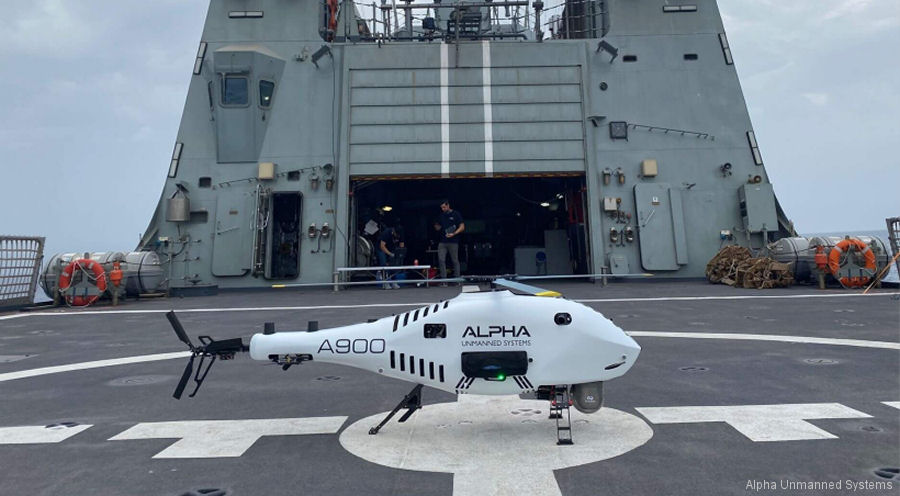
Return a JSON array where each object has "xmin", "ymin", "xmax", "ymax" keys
[{"xmin": 138, "ymin": 0, "xmax": 794, "ymax": 292}]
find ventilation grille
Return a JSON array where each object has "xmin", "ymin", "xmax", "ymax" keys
[
  {"xmin": 662, "ymin": 5, "xmax": 697, "ymax": 12},
  {"xmin": 512, "ymin": 375, "xmax": 534, "ymax": 391},
  {"xmin": 393, "ymin": 300, "xmax": 450, "ymax": 331},
  {"xmin": 455, "ymin": 377, "xmax": 475, "ymax": 392},
  {"xmin": 453, "ymin": 375, "xmax": 534, "ymax": 393},
  {"xmin": 389, "ymin": 350, "xmax": 445, "ymax": 382}
]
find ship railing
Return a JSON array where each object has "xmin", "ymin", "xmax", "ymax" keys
[
  {"xmin": 364, "ymin": 0, "xmax": 531, "ymax": 40},
  {"xmin": 887, "ymin": 217, "xmax": 900, "ymax": 277},
  {"xmin": 0, "ymin": 235, "xmax": 45, "ymax": 310},
  {"xmin": 353, "ymin": 0, "xmax": 603, "ymax": 42},
  {"xmin": 541, "ymin": 0, "xmax": 606, "ymax": 40}
]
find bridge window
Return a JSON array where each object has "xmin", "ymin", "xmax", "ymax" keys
[
  {"xmin": 259, "ymin": 80, "xmax": 275, "ymax": 108},
  {"xmin": 221, "ymin": 75, "xmax": 249, "ymax": 106}
]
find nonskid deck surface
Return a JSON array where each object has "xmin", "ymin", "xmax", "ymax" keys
[{"xmin": 1, "ymin": 282, "xmax": 898, "ymax": 495}]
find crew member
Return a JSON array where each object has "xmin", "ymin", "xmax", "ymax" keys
[
  {"xmin": 434, "ymin": 200, "xmax": 465, "ymax": 286},
  {"xmin": 378, "ymin": 225, "xmax": 405, "ymax": 289}
]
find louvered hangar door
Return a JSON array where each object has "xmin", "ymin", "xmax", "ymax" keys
[
  {"xmin": 348, "ymin": 65, "xmax": 585, "ymax": 177},
  {"xmin": 488, "ymin": 66, "xmax": 585, "ymax": 175}
]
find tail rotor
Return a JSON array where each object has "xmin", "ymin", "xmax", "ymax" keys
[
  {"xmin": 173, "ymin": 354, "xmax": 196, "ymax": 399},
  {"xmin": 166, "ymin": 311, "xmax": 247, "ymax": 399}
]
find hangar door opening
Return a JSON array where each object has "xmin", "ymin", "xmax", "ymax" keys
[{"xmin": 351, "ymin": 176, "xmax": 590, "ymax": 276}]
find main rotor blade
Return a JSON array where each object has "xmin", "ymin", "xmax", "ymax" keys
[
  {"xmin": 494, "ymin": 278, "xmax": 561, "ymax": 297},
  {"xmin": 173, "ymin": 355, "xmax": 195, "ymax": 400},
  {"xmin": 166, "ymin": 311, "xmax": 194, "ymax": 349}
]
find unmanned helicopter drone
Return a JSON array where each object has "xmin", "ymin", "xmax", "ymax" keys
[{"xmin": 167, "ymin": 278, "xmax": 641, "ymax": 444}]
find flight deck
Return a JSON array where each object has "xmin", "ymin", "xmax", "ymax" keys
[{"xmin": 1, "ymin": 282, "xmax": 898, "ymax": 495}]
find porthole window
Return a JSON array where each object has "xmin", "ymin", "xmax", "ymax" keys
[
  {"xmin": 259, "ymin": 80, "xmax": 275, "ymax": 108},
  {"xmin": 220, "ymin": 75, "xmax": 249, "ymax": 106}
]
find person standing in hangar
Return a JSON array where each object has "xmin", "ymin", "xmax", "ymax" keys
[
  {"xmin": 377, "ymin": 223, "xmax": 405, "ymax": 289},
  {"xmin": 434, "ymin": 200, "xmax": 465, "ymax": 286}
]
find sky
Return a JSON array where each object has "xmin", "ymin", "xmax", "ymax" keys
[{"xmin": 0, "ymin": 0, "xmax": 897, "ymax": 262}]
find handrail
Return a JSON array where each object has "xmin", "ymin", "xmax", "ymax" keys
[{"xmin": 0, "ymin": 235, "xmax": 45, "ymax": 309}]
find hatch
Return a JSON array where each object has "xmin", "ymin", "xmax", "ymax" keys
[{"xmin": 633, "ymin": 183, "xmax": 688, "ymax": 271}]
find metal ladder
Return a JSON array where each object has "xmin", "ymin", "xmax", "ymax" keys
[
  {"xmin": 549, "ymin": 387, "xmax": 574, "ymax": 445},
  {"xmin": 887, "ymin": 218, "xmax": 900, "ymax": 276}
]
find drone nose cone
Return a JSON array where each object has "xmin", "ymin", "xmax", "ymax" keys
[
  {"xmin": 596, "ymin": 320, "xmax": 640, "ymax": 374},
  {"xmin": 624, "ymin": 333, "xmax": 641, "ymax": 353},
  {"xmin": 599, "ymin": 319, "xmax": 639, "ymax": 349}
]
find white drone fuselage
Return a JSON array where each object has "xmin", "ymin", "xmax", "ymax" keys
[{"xmin": 249, "ymin": 290, "xmax": 640, "ymax": 396}]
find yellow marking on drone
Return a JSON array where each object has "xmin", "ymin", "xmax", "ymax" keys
[
  {"xmin": 272, "ymin": 284, "xmax": 286, "ymax": 288},
  {"xmin": 535, "ymin": 290, "xmax": 562, "ymax": 297}
]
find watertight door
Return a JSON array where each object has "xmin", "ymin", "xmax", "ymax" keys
[
  {"xmin": 212, "ymin": 195, "xmax": 252, "ymax": 276},
  {"xmin": 634, "ymin": 183, "xmax": 688, "ymax": 270}
]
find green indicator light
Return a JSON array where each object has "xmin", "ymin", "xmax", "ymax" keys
[{"xmin": 497, "ymin": 374, "xmax": 506, "ymax": 381}]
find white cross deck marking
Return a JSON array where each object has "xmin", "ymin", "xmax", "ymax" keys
[
  {"xmin": 340, "ymin": 395, "xmax": 653, "ymax": 496},
  {"xmin": 636, "ymin": 403, "xmax": 871, "ymax": 442},
  {"xmin": 109, "ymin": 417, "xmax": 346, "ymax": 458},
  {"xmin": 0, "ymin": 424, "xmax": 92, "ymax": 444},
  {"xmin": 883, "ymin": 401, "xmax": 900, "ymax": 410}
]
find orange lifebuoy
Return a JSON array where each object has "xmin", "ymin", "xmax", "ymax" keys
[
  {"xmin": 58, "ymin": 259, "xmax": 108, "ymax": 306},
  {"xmin": 827, "ymin": 238, "xmax": 876, "ymax": 288},
  {"xmin": 327, "ymin": 0, "xmax": 338, "ymax": 33}
]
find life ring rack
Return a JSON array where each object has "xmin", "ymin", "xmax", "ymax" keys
[
  {"xmin": 58, "ymin": 258, "xmax": 108, "ymax": 306},
  {"xmin": 827, "ymin": 238, "xmax": 877, "ymax": 288}
]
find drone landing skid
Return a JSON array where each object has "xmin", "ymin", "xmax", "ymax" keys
[
  {"xmin": 368, "ymin": 384, "xmax": 423, "ymax": 435},
  {"xmin": 549, "ymin": 387, "xmax": 574, "ymax": 445}
]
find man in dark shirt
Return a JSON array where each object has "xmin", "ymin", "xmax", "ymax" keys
[
  {"xmin": 434, "ymin": 200, "xmax": 465, "ymax": 285},
  {"xmin": 377, "ymin": 225, "xmax": 405, "ymax": 289}
]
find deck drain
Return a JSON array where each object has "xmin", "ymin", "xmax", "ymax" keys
[
  {"xmin": 107, "ymin": 375, "xmax": 173, "ymax": 386},
  {"xmin": 679, "ymin": 366, "xmax": 709, "ymax": 372},
  {"xmin": 45, "ymin": 422, "xmax": 79, "ymax": 430},
  {"xmin": 177, "ymin": 489, "xmax": 231, "ymax": 496},
  {"xmin": 874, "ymin": 468, "xmax": 900, "ymax": 480},
  {"xmin": 315, "ymin": 375, "xmax": 342, "ymax": 382},
  {"xmin": 803, "ymin": 358, "xmax": 838, "ymax": 365},
  {"xmin": 510, "ymin": 408, "xmax": 541, "ymax": 416},
  {"xmin": 861, "ymin": 426, "xmax": 883, "ymax": 433},
  {"xmin": 0, "ymin": 354, "xmax": 34, "ymax": 363},
  {"xmin": 28, "ymin": 330, "xmax": 58, "ymax": 336}
]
